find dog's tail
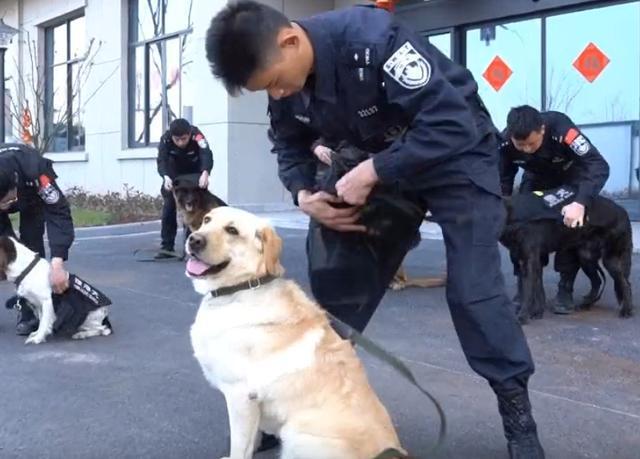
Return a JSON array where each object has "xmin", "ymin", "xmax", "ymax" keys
[
  {"xmin": 102, "ymin": 316, "xmax": 113, "ymax": 332},
  {"xmin": 594, "ymin": 263, "xmax": 607, "ymax": 304}
]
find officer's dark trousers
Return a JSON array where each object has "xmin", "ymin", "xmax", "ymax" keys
[
  {"xmin": 307, "ymin": 182, "xmax": 535, "ymax": 393},
  {"xmin": 160, "ymin": 187, "xmax": 178, "ymax": 251},
  {"xmin": 519, "ymin": 173, "xmax": 580, "ymax": 279},
  {"xmin": 0, "ymin": 194, "xmax": 46, "ymax": 257}
]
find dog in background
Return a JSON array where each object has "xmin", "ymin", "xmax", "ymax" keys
[
  {"xmin": 0, "ymin": 236, "xmax": 112, "ymax": 344},
  {"xmin": 186, "ymin": 206, "xmax": 405, "ymax": 459},
  {"xmin": 172, "ymin": 174, "xmax": 227, "ymax": 232},
  {"xmin": 501, "ymin": 194, "xmax": 633, "ymax": 323}
]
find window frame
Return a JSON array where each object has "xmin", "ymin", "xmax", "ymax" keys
[
  {"xmin": 44, "ymin": 12, "xmax": 86, "ymax": 152},
  {"xmin": 127, "ymin": 0, "xmax": 193, "ymax": 148}
]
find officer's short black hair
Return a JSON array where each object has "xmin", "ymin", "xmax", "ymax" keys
[
  {"xmin": 169, "ymin": 118, "xmax": 191, "ymax": 137},
  {"xmin": 0, "ymin": 167, "xmax": 17, "ymax": 200},
  {"xmin": 206, "ymin": 0, "xmax": 291, "ymax": 95},
  {"xmin": 506, "ymin": 105, "xmax": 544, "ymax": 140}
]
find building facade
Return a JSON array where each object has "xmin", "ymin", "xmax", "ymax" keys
[
  {"xmin": 0, "ymin": 0, "xmax": 359, "ymax": 210},
  {"xmin": 398, "ymin": 0, "xmax": 640, "ymax": 213},
  {"xmin": 1, "ymin": 0, "xmax": 638, "ymax": 212}
]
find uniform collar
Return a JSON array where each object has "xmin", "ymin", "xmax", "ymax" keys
[{"xmin": 296, "ymin": 19, "xmax": 337, "ymax": 104}]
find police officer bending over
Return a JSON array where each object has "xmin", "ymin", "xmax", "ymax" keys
[
  {"xmin": 156, "ymin": 118, "xmax": 213, "ymax": 259},
  {"xmin": 0, "ymin": 143, "xmax": 74, "ymax": 335},
  {"xmin": 207, "ymin": 2, "xmax": 544, "ymax": 457},
  {"xmin": 500, "ymin": 105, "xmax": 610, "ymax": 314}
]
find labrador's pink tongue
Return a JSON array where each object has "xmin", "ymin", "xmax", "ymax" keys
[{"xmin": 187, "ymin": 258, "xmax": 211, "ymax": 276}]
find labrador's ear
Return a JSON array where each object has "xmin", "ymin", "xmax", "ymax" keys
[{"xmin": 257, "ymin": 226, "xmax": 284, "ymax": 276}]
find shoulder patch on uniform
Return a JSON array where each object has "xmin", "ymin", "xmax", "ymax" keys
[
  {"xmin": 383, "ymin": 41, "xmax": 431, "ymax": 90},
  {"xmin": 564, "ymin": 128, "xmax": 591, "ymax": 156},
  {"xmin": 37, "ymin": 174, "xmax": 60, "ymax": 204},
  {"xmin": 194, "ymin": 133, "xmax": 208, "ymax": 149}
]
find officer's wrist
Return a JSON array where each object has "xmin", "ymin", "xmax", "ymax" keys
[
  {"xmin": 51, "ymin": 257, "xmax": 65, "ymax": 268},
  {"xmin": 297, "ymin": 190, "xmax": 312, "ymax": 206}
]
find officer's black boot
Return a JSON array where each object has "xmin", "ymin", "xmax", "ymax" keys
[
  {"xmin": 552, "ymin": 274, "xmax": 575, "ymax": 315},
  {"xmin": 497, "ymin": 389, "xmax": 545, "ymax": 459},
  {"xmin": 15, "ymin": 300, "xmax": 39, "ymax": 336},
  {"xmin": 154, "ymin": 246, "xmax": 177, "ymax": 260}
]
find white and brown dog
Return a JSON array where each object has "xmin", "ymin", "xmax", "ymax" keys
[
  {"xmin": 0, "ymin": 236, "xmax": 112, "ymax": 344},
  {"xmin": 186, "ymin": 206, "xmax": 405, "ymax": 459}
]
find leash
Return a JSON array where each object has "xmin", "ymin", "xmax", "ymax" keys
[
  {"xmin": 133, "ymin": 247, "xmax": 185, "ymax": 262},
  {"xmin": 14, "ymin": 254, "xmax": 41, "ymax": 287},
  {"xmin": 330, "ymin": 315, "xmax": 447, "ymax": 459}
]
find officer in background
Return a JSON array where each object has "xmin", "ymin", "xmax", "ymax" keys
[
  {"xmin": 500, "ymin": 105, "xmax": 610, "ymax": 314},
  {"xmin": 156, "ymin": 118, "xmax": 213, "ymax": 259},
  {"xmin": 206, "ymin": 2, "xmax": 544, "ymax": 457},
  {"xmin": 0, "ymin": 143, "xmax": 74, "ymax": 334}
]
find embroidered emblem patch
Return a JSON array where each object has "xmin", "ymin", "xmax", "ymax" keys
[
  {"xmin": 194, "ymin": 133, "xmax": 208, "ymax": 149},
  {"xmin": 564, "ymin": 128, "xmax": 591, "ymax": 156},
  {"xmin": 37, "ymin": 175, "xmax": 60, "ymax": 204},
  {"xmin": 383, "ymin": 41, "xmax": 431, "ymax": 89}
]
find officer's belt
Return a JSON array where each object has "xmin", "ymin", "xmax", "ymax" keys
[{"xmin": 14, "ymin": 254, "xmax": 41, "ymax": 288}]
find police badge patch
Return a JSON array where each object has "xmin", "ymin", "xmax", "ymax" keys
[
  {"xmin": 564, "ymin": 128, "xmax": 591, "ymax": 156},
  {"xmin": 194, "ymin": 133, "xmax": 208, "ymax": 149},
  {"xmin": 37, "ymin": 175, "xmax": 60, "ymax": 204},
  {"xmin": 383, "ymin": 41, "xmax": 431, "ymax": 90}
]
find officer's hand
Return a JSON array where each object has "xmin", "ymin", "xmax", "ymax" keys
[
  {"xmin": 313, "ymin": 145, "xmax": 333, "ymax": 166},
  {"xmin": 298, "ymin": 190, "xmax": 366, "ymax": 233},
  {"xmin": 163, "ymin": 175, "xmax": 173, "ymax": 191},
  {"xmin": 561, "ymin": 201, "xmax": 585, "ymax": 228},
  {"xmin": 50, "ymin": 258, "xmax": 70, "ymax": 294},
  {"xmin": 335, "ymin": 158, "xmax": 378, "ymax": 206},
  {"xmin": 198, "ymin": 171, "xmax": 209, "ymax": 189}
]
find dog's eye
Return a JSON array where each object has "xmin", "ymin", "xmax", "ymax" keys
[
  {"xmin": 225, "ymin": 226, "xmax": 239, "ymax": 236},
  {"xmin": 203, "ymin": 216, "xmax": 211, "ymax": 224}
]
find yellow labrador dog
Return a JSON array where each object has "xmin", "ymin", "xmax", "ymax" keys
[{"xmin": 186, "ymin": 206, "xmax": 404, "ymax": 459}]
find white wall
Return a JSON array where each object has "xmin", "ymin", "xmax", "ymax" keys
[{"xmin": 0, "ymin": 0, "xmax": 357, "ymax": 207}]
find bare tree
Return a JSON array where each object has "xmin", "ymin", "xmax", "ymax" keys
[
  {"xmin": 134, "ymin": 0, "xmax": 194, "ymax": 143},
  {"xmin": 7, "ymin": 31, "xmax": 118, "ymax": 154},
  {"xmin": 545, "ymin": 66, "xmax": 584, "ymax": 114}
]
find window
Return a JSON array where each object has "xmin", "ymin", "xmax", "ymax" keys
[
  {"xmin": 426, "ymin": 32, "xmax": 451, "ymax": 59},
  {"xmin": 465, "ymin": 19, "xmax": 542, "ymax": 131},
  {"xmin": 546, "ymin": 2, "xmax": 640, "ymax": 196},
  {"xmin": 45, "ymin": 15, "xmax": 86, "ymax": 152},
  {"xmin": 545, "ymin": 2, "xmax": 640, "ymax": 124},
  {"xmin": 128, "ymin": 0, "xmax": 194, "ymax": 147}
]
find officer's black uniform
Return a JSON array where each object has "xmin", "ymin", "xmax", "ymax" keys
[
  {"xmin": 500, "ymin": 112, "xmax": 610, "ymax": 308},
  {"xmin": 268, "ymin": 6, "xmax": 543, "ymax": 456},
  {"xmin": 156, "ymin": 126, "xmax": 213, "ymax": 251},
  {"xmin": 0, "ymin": 144, "xmax": 74, "ymax": 259},
  {"xmin": 0, "ymin": 143, "xmax": 75, "ymax": 332}
]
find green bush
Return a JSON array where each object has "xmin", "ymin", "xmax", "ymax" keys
[{"xmin": 65, "ymin": 185, "xmax": 163, "ymax": 225}]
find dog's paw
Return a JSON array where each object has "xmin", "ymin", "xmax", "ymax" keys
[
  {"xmin": 530, "ymin": 310, "xmax": 544, "ymax": 320},
  {"xmin": 619, "ymin": 307, "xmax": 634, "ymax": 319},
  {"xmin": 25, "ymin": 333, "xmax": 47, "ymax": 344},
  {"xmin": 389, "ymin": 280, "xmax": 405, "ymax": 291}
]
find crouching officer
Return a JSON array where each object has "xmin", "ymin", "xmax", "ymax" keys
[
  {"xmin": 500, "ymin": 105, "xmax": 610, "ymax": 314},
  {"xmin": 156, "ymin": 118, "xmax": 213, "ymax": 259},
  {"xmin": 207, "ymin": 2, "xmax": 544, "ymax": 457},
  {"xmin": 0, "ymin": 143, "xmax": 74, "ymax": 334}
]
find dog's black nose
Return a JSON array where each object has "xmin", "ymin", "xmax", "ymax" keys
[{"xmin": 188, "ymin": 233, "xmax": 206, "ymax": 252}]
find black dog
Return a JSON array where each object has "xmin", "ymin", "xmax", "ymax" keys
[
  {"xmin": 501, "ymin": 193, "xmax": 633, "ymax": 323},
  {"xmin": 172, "ymin": 174, "xmax": 227, "ymax": 232}
]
